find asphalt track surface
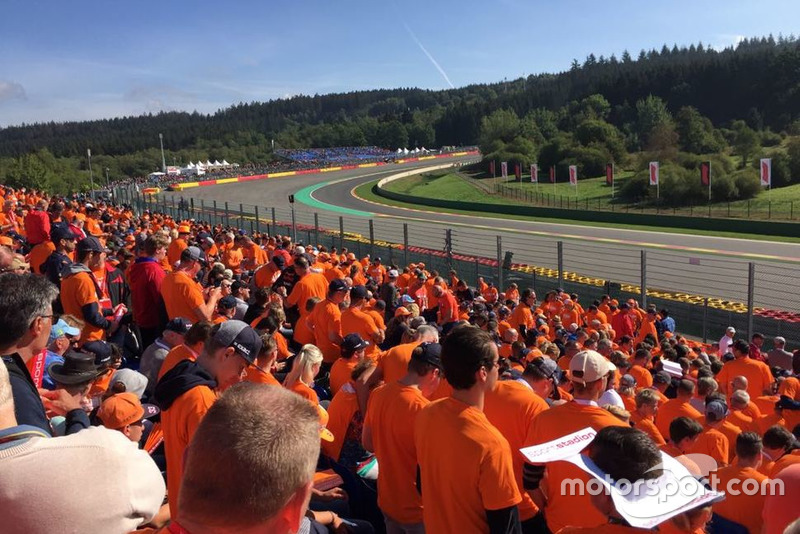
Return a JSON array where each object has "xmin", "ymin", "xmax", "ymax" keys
[{"xmin": 176, "ymin": 157, "xmax": 800, "ymax": 311}]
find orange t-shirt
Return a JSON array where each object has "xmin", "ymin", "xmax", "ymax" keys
[
  {"xmin": 778, "ymin": 376, "xmax": 800, "ymax": 400},
  {"xmin": 245, "ymin": 359, "xmax": 281, "ymax": 387},
  {"xmin": 524, "ymin": 400, "xmax": 628, "ymax": 533},
  {"xmin": 166, "ymin": 237, "xmax": 188, "ymax": 267},
  {"xmin": 690, "ymin": 426, "xmax": 729, "ymax": 468},
  {"xmin": 509, "ymin": 303, "xmax": 535, "ymax": 332},
  {"xmin": 655, "ymin": 399, "xmax": 703, "ymax": 439},
  {"xmin": 415, "ymin": 397, "xmax": 521, "ymax": 534},
  {"xmin": 221, "ymin": 246, "xmax": 243, "ymax": 273},
  {"xmin": 716, "ymin": 357, "xmax": 774, "ymax": 398},
  {"xmin": 158, "ymin": 345, "xmax": 198, "ymax": 381},
  {"xmin": 630, "ymin": 411, "xmax": 666, "ymax": 446},
  {"xmin": 310, "ymin": 299, "xmax": 342, "ymax": 364},
  {"xmin": 287, "ymin": 380, "xmax": 319, "ymax": 405},
  {"xmin": 161, "ymin": 271, "xmax": 205, "ymax": 323},
  {"xmin": 484, "ymin": 381, "xmax": 549, "ymax": 521},
  {"xmin": 711, "ymin": 464, "xmax": 767, "ymax": 534},
  {"xmin": 329, "ymin": 358, "xmax": 358, "ymax": 395},
  {"xmin": 364, "ymin": 381, "xmax": 430, "ymax": 524},
  {"xmin": 29, "ymin": 241, "xmax": 55, "ymax": 275},
  {"xmin": 60, "ymin": 270, "xmax": 105, "ymax": 342},
  {"xmin": 770, "ymin": 450, "xmax": 800, "ymax": 477},
  {"xmin": 341, "ymin": 307, "xmax": 380, "ymax": 359},
  {"xmin": 322, "ymin": 384, "xmax": 359, "ymax": 461},
  {"xmin": 286, "ymin": 273, "xmax": 328, "ymax": 310},
  {"xmin": 379, "ymin": 342, "xmax": 418, "ymax": 385},
  {"xmin": 162, "ymin": 384, "xmax": 218, "ymax": 518},
  {"xmin": 628, "ymin": 364, "xmax": 653, "ymax": 389}
]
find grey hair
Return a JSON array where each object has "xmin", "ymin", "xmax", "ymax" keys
[{"xmin": 0, "ymin": 273, "xmax": 59, "ymax": 351}]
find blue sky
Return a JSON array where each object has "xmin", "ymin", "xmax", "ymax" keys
[{"xmin": 1, "ymin": 0, "xmax": 798, "ymax": 127}]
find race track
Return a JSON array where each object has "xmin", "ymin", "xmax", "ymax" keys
[{"xmin": 172, "ymin": 158, "xmax": 800, "ymax": 312}]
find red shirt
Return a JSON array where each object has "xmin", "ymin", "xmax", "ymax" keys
[
  {"xmin": 24, "ymin": 209, "xmax": 50, "ymax": 245},
  {"xmin": 128, "ymin": 258, "xmax": 167, "ymax": 329}
]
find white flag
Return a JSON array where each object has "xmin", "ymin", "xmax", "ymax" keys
[
  {"xmin": 649, "ymin": 161, "xmax": 659, "ymax": 186},
  {"xmin": 501, "ymin": 162, "xmax": 508, "ymax": 178},
  {"xmin": 531, "ymin": 164, "xmax": 538, "ymax": 183},
  {"xmin": 569, "ymin": 165, "xmax": 577, "ymax": 185},
  {"xmin": 760, "ymin": 158, "xmax": 772, "ymax": 187}
]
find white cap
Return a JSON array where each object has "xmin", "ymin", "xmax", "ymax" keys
[
  {"xmin": 294, "ymin": 246, "xmax": 305, "ymax": 255},
  {"xmin": 569, "ymin": 350, "xmax": 616, "ymax": 385},
  {"xmin": 726, "ymin": 326, "xmax": 736, "ymax": 334}
]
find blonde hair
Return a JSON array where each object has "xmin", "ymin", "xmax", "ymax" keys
[
  {"xmin": 284, "ymin": 344, "xmax": 323, "ymax": 387},
  {"xmin": 604, "ymin": 404, "xmax": 631, "ymax": 423}
]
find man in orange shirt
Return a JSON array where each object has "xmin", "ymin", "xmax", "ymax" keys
[
  {"xmin": 376, "ymin": 324, "xmax": 439, "ymax": 385},
  {"xmin": 363, "ymin": 342, "xmax": 442, "ymax": 533},
  {"xmin": 367, "ymin": 257, "xmax": 386, "ymax": 285},
  {"xmin": 523, "ymin": 350, "xmax": 628, "ymax": 533},
  {"xmin": 310, "ymin": 278, "xmax": 348, "ymax": 366},
  {"xmin": 631, "ymin": 388, "xmax": 666, "ymax": 445},
  {"xmin": 656, "ymin": 379, "xmax": 703, "ymax": 438},
  {"xmin": 433, "ymin": 284, "xmax": 459, "ymax": 332},
  {"xmin": 161, "ymin": 246, "xmax": 221, "ymax": 323},
  {"xmin": 711, "ymin": 432, "xmax": 769, "ymax": 534},
  {"xmin": 628, "ymin": 348, "xmax": 653, "ymax": 389},
  {"xmin": 415, "ymin": 326, "xmax": 522, "ymax": 533},
  {"xmin": 340, "ymin": 285, "xmax": 384, "ymax": 361},
  {"xmin": 716, "ymin": 339, "xmax": 774, "ymax": 398},
  {"xmin": 60, "ymin": 237, "xmax": 119, "ymax": 343},
  {"xmin": 166, "ymin": 224, "xmax": 191, "ymax": 267},
  {"xmin": 154, "ymin": 320, "xmax": 262, "ymax": 519},
  {"xmin": 634, "ymin": 307, "xmax": 660, "ymax": 347},
  {"xmin": 662, "ymin": 416, "xmax": 704, "ymax": 475},
  {"xmin": 329, "ymin": 333, "xmax": 367, "ymax": 395},
  {"xmin": 691, "ymin": 399, "xmax": 734, "ymax": 468},
  {"xmin": 285, "ymin": 256, "xmax": 327, "ymax": 315},
  {"xmin": 509, "ymin": 288, "xmax": 536, "ymax": 336}
]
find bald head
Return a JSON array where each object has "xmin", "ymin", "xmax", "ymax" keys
[{"xmin": 732, "ymin": 375, "xmax": 748, "ymax": 392}]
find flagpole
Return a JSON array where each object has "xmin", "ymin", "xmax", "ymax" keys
[{"xmin": 708, "ymin": 161, "xmax": 711, "ymax": 203}]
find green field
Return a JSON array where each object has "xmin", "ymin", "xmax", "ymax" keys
[{"xmin": 357, "ymin": 173, "xmax": 800, "ymax": 243}]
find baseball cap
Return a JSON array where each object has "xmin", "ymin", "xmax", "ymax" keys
[
  {"xmin": 272, "ymin": 255, "xmax": 286, "ymax": 267},
  {"xmin": 394, "ymin": 306, "xmax": 412, "ymax": 318},
  {"xmin": 317, "ymin": 405, "xmax": 334, "ymax": 442},
  {"xmin": 620, "ymin": 374, "xmax": 637, "ymax": 388},
  {"xmin": 218, "ymin": 295, "xmax": 237, "ymax": 310},
  {"xmin": 387, "ymin": 269, "xmax": 399, "ymax": 278},
  {"xmin": 181, "ymin": 246, "xmax": 205, "ymax": 263},
  {"xmin": 653, "ymin": 371, "xmax": 671, "ymax": 385},
  {"xmin": 109, "ymin": 368, "xmax": 148, "ymax": 399},
  {"xmin": 82, "ymin": 340, "xmax": 113, "ymax": 367},
  {"xmin": 51, "ymin": 225, "xmax": 79, "ymax": 243},
  {"xmin": 178, "ymin": 224, "xmax": 191, "ymax": 234},
  {"xmin": 528, "ymin": 357, "xmax": 558, "ymax": 379},
  {"xmin": 350, "ymin": 284, "xmax": 368, "ymax": 300},
  {"xmin": 76, "ymin": 236, "xmax": 108, "ymax": 254},
  {"xmin": 97, "ymin": 393, "xmax": 160, "ymax": 430},
  {"xmin": 705, "ymin": 400, "xmax": 729, "ymax": 420},
  {"xmin": 213, "ymin": 320, "xmax": 262, "ymax": 365},
  {"xmin": 411, "ymin": 342, "xmax": 442, "ymax": 368},
  {"xmin": 164, "ymin": 317, "xmax": 191, "ymax": 335},
  {"xmin": 401, "ymin": 294, "xmax": 415, "ymax": 304},
  {"xmin": 294, "ymin": 246, "xmax": 306, "ymax": 256},
  {"xmin": 48, "ymin": 318, "xmax": 81, "ymax": 343},
  {"xmin": 569, "ymin": 350, "xmax": 616, "ymax": 385},
  {"xmin": 341, "ymin": 333, "xmax": 369, "ymax": 353},
  {"xmin": 329, "ymin": 278, "xmax": 350, "ymax": 292}
]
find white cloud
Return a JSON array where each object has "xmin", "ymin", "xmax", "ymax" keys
[
  {"xmin": 0, "ymin": 81, "xmax": 26, "ymax": 103},
  {"xmin": 710, "ymin": 34, "xmax": 746, "ymax": 50}
]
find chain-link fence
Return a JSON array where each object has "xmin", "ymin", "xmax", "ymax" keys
[{"xmin": 117, "ymin": 187, "xmax": 800, "ymax": 347}]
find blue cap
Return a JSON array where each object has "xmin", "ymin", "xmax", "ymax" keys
[{"xmin": 49, "ymin": 319, "xmax": 81, "ymax": 344}]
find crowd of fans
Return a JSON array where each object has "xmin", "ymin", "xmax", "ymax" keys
[
  {"xmin": 275, "ymin": 146, "xmax": 395, "ymax": 164},
  {"xmin": 0, "ymin": 183, "xmax": 799, "ymax": 533}
]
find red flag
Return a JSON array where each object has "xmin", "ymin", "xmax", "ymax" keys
[
  {"xmin": 569, "ymin": 165, "xmax": 577, "ymax": 185},
  {"xmin": 649, "ymin": 161, "xmax": 659, "ymax": 186},
  {"xmin": 700, "ymin": 162, "xmax": 710, "ymax": 187},
  {"xmin": 606, "ymin": 163, "xmax": 614, "ymax": 186},
  {"xmin": 515, "ymin": 163, "xmax": 521, "ymax": 180},
  {"xmin": 549, "ymin": 166, "xmax": 555, "ymax": 183}
]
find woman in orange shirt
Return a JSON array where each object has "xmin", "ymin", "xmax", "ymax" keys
[{"xmin": 283, "ymin": 344, "xmax": 323, "ymax": 405}]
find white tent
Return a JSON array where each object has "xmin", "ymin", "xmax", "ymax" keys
[
  {"xmin": 403, "ymin": 148, "xmax": 409, "ymax": 154},
  {"xmin": 213, "ymin": 160, "xmax": 222, "ymax": 167},
  {"xmin": 206, "ymin": 160, "xmax": 213, "ymax": 167},
  {"xmin": 413, "ymin": 148, "xmax": 420, "ymax": 153},
  {"xmin": 187, "ymin": 162, "xmax": 196, "ymax": 169},
  {"xmin": 221, "ymin": 159, "xmax": 230, "ymax": 166},
  {"xmin": 396, "ymin": 148, "xmax": 403, "ymax": 153},
  {"xmin": 420, "ymin": 147, "xmax": 427, "ymax": 153}
]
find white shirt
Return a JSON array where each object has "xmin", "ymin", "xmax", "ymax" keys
[{"xmin": 718, "ymin": 335, "xmax": 734, "ymax": 357}]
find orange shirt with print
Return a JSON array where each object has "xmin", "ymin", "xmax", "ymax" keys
[
  {"xmin": 415, "ymin": 397, "xmax": 521, "ymax": 534},
  {"xmin": 630, "ymin": 411, "xmax": 666, "ymax": 446},
  {"xmin": 329, "ymin": 358, "xmax": 358, "ymax": 395},
  {"xmin": 365, "ymin": 381, "xmax": 429, "ymax": 524},
  {"xmin": 378, "ymin": 342, "xmax": 418, "ymax": 385},
  {"xmin": 60, "ymin": 271, "xmax": 105, "ymax": 342},
  {"xmin": 310, "ymin": 299, "xmax": 342, "ymax": 363},
  {"xmin": 524, "ymin": 400, "xmax": 628, "ymax": 533},
  {"xmin": 163, "ymin": 384, "xmax": 218, "ymax": 518},
  {"xmin": 161, "ymin": 271, "xmax": 206, "ymax": 323},
  {"xmin": 158, "ymin": 345, "xmax": 198, "ymax": 381},
  {"xmin": 711, "ymin": 464, "xmax": 767, "ymax": 534},
  {"xmin": 484, "ymin": 380, "xmax": 549, "ymax": 521},
  {"xmin": 341, "ymin": 307, "xmax": 381, "ymax": 360}
]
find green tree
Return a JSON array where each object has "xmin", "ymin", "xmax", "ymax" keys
[
  {"xmin": 635, "ymin": 95, "xmax": 674, "ymax": 151},
  {"xmin": 675, "ymin": 106, "xmax": 725, "ymax": 154},
  {"xmin": 731, "ymin": 120, "xmax": 760, "ymax": 168}
]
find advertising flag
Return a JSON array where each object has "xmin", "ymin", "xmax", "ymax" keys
[
  {"xmin": 531, "ymin": 164, "xmax": 538, "ymax": 183},
  {"xmin": 489, "ymin": 160, "xmax": 495, "ymax": 177},
  {"xmin": 549, "ymin": 166, "xmax": 555, "ymax": 183},
  {"xmin": 649, "ymin": 161, "xmax": 659, "ymax": 186},
  {"xmin": 515, "ymin": 163, "xmax": 521, "ymax": 180},
  {"xmin": 700, "ymin": 162, "xmax": 711, "ymax": 187},
  {"xmin": 606, "ymin": 163, "xmax": 614, "ymax": 186},
  {"xmin": 501, "ymin": 162, "xmax": 508, "ymax": 179},
  {"xmin": 569, "ymin": 165, "xmax": 577, "ymax": 185},
  {"xmin": 760, "ymin": 158, "xmax": 771, "ymax": 187}
]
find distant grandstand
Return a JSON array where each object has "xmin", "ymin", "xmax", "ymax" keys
[{"xmin": 275, "ymin": 146, "xmax": 394, "ymax": 164}]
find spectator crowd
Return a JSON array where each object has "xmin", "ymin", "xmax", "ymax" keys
[{"xmin": 0, "ymin": 183, "xmax": 799, "ymax": 534}]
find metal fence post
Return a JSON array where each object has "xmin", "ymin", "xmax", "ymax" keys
[
  {"xmin": 314, "ymin": 213, "xmax": 320, "ymax": 246},
  {"xmin": 254, "ymin": 206, "xmax": 260, "ymax": 233},
  {"xmin": 747, "ymin": 263, "xmax": 755, "ymax": 340},
  {"xmin": 702, "ymin": 297, "xmax": 709, "ymax": 344},
  {"xmin": 641, "ymin": 250, "xmax": 647, "ymax": 309},
  {"xmin": 496, "ymin": 236, "xmax": 503, "ymax": 290},
  {"xmin": 445, "ymin": 229, "xmax": 453, "ymax": 270},
  {"xmin": 403, "ymin": 224, "xmax": 409, "ymax": 266},
  {"xmin": 557, "ymin": 241, "xmax": 564, "ymax": 289},
  {"xmin": 224, "ymin": 201, "xmax": 230, "ymax": 227},
  {"xmin": 290, "ymin": 204, "xmax": 297, "ymax": 243},
  {"xmin": 339, "ymin": 216, "xmax": 344, "ymax": 250},
  {"xmin": 369, "ymin": 220, "xmax": 375, "ymax": 257},
  {"xmin": 271, "ymin": 207, "xmax": 277, "ymax": 232},
  {"xmin": 190, "ymin": 198, "xmax": 194, "ymax": 218},
  {"xmin": 213, "ymin": 201, "xmax": 218, "ymax": 226},
  {"xmin": 239, "ymin": 203, "xmax": 244, "ymax": 230}
]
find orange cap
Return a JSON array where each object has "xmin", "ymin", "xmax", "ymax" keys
[
  {"xmin": 0, "ymin": 236, "xmax": 12, "ymax": 246},
  {"xmin": 178, "ymin": 225, "xmax": 191, "ymax": 234},
  {"xmin": 394, "ymin": 306, "xmax": 412, "ymax": 318},
  {"xmin": 97, "ymin": 392, "xmax": 159, "ymax": 430}
]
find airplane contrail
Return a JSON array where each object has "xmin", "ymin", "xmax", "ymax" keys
[{"xmin": 403, "ymin": 23, "xmax": 455, "ymax": 89}]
